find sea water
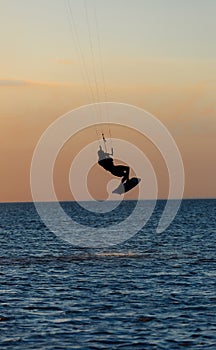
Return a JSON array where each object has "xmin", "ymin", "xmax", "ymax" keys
[{"xmin": 0, "ymin": 199, "xmax": 216, "ymax": 349}]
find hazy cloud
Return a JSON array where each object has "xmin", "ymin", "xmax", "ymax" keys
[
  {"xmin": 0, "ymin": 79, "xmax": 29, "ymax": 86},
  {"xmin": 0, "ymin": 79, "xmax": 72, "ymax": 87}
]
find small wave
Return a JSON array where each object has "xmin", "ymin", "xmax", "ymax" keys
[
  {"xmin": 93, "ymin": 251, "xmax": 142, "ymax": 258},
  {"xmin": 0, "ymin": 316, "xmax": 10, "ymax": 322}
]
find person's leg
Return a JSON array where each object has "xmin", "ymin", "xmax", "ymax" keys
[
  {"xmin": 121, "ymin": 166, "xmax": 129, "ymax": 183},
  {"xmin": 111, "ymin": 165, "xmax": 130, "ymax": 182}
]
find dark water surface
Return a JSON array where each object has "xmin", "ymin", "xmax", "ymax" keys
[{"xmin": 0, "ymin": 199, "xmax": 216, "ymax": 349}]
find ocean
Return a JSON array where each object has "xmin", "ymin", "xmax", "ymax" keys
[{"xmin": 0, "ymin": 199, "xmax": 216, "ymax": 349}]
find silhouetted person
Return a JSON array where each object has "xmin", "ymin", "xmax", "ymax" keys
[{"xmin": 98, "ymin": 146, "xmax": 129, "ymax": 183}]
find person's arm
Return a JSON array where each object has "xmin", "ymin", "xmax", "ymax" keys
[{"xmin": 109, "ymin": 148, "xmax": 114, "ymax": 156}]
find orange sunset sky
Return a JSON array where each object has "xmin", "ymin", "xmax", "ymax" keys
[{"xmin": 1, "ymin": 0, "xmax": 216, "ymax": 202}]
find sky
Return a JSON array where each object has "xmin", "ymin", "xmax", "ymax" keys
[{"xmin": 0, "ymin": 0, "xmax": 216, "ymax": 202}]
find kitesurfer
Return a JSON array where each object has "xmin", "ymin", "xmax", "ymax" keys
[{"xmin": 98, "ymin": 146, "xmax": 130, "ymax": 183}]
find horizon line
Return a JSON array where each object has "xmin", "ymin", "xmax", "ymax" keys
[{"xmin": 0, "ymin": 197, "xmax": 215, "ymax": 205}]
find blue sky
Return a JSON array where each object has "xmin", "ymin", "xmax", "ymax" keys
[{"xmin": 1, "ymin": 0, "xmax": 216, "ymax": 79}]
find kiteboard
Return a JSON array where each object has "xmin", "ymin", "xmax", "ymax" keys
[{"xmin": 112, "ymin": 177, "xmax": 141, "ymax": 195}]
